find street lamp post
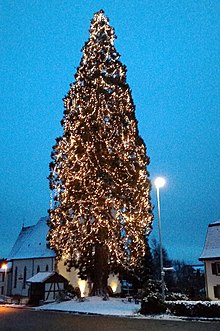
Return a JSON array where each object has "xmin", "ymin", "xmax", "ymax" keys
[
  {"xmin": 154, "ymin": 177, "xmax": 166, "ymax": 301},
  {"xmin": 2, "ymin": 263, "xmax": 8, "ymax": 296}
]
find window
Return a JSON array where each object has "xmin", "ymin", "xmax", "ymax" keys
[
  {"xmin": 23, "ymin": 267, "xmax": 27, "ymax": 289},
  {"xmin": 14, "ymin": 267, "xmax": 18, "ymax": 288},
  {"xmin": 212, "ymin": 262, "xmax": 220, "ymax": 275},
  {"xmin": 2, "ymin": 273, "xmax": 5, "ymax": 282},
  {"xmin": 214, "ymin": 285, "xmax": 220, "ymax": 299},
  {"xmin": 46, "ymin": 265, "xmax": 49, "ymax": 272},
  {"xmin": 37, "ymin": 265, "xmax": 40, "ymax": 273}
]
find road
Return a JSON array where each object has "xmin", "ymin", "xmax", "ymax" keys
[{"xmin": 0, "ymin": 306, "xmax": 219, "ymax": 331}]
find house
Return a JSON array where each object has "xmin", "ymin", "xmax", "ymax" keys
[
  {"xmin": 0, "ymin": 264, "xmax": 7, "ymax": 295},
  {"xmin": 0, "ymin": 262, "xmax": 12, "ymax": 296},
  {"xmin": 4, "ymin": 217, "xmax": 121, "ymax": 298},
  {"xmin": 199, "ymin": 220, "xmax": 220, "ymax": 300},
  {"xmin": 6, "ymin": 217, "xmax": 56, "ymax": 297},
  {"xmin": 26, "ymin": 271, "xmax": 68, "ymax": 305}
]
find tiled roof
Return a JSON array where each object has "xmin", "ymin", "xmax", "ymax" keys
[
  {"xmin": 199, "ymin": 221, "xmax": 220, "ymax": 260},
  {"xmin": 7, "ymin": 217, "xmax": 56, "ymax": 260}
]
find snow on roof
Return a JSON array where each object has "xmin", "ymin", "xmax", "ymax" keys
[
  {"xmin": 7, "ymin": 217, "xmax": 56, "ymax": 260},
  {"xmin": 209, "ymin": 220, "xmax": 220, "ymax": 226},
  {"xmin": 199, "ymin": 221, "xmax": 220, "ymax": 260},
  {"xmin": 27, "ymin": 272, "xmax": 55, "ymax": 283}
]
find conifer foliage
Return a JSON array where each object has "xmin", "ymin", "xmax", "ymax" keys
[{"xmin": 48, "ymin": 10, "xmax": 153, "ymax": 296}]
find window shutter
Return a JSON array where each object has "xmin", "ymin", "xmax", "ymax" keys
[
  {"xmin": 214, "ymin": 286, "xmax": 218, "ymax": 298},
  {"xmin": 23, "ymin": 266, "xmax": 27, "ymax": 289},
  {"xmin": 212, "ymin": 263, "xmax": 217, "ymax": 275},
  {"xmin": 214, "ymin": 286, "xmax": 220, "ymax": 299},
  {"xmin": 14, "ymin": 266, "xmax": 17, "ymax": 288}
]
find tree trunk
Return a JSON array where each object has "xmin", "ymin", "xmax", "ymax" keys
[{"xmin": 90, "ymin": 229, "xmax": 109, "ymax": 296}]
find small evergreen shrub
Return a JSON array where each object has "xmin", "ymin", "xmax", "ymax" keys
[{"xmin": 140, "ymin": 279, "xmax": 166, "ymax": 314}]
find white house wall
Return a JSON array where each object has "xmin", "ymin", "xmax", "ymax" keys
[
  {"xmin": 11, "ymin": 257, "xmax": 55, "ymax": 296},
  {"xmin": 0, "ymin": 272, "xmax": 5, "ymax": 295},
  {"xmin": 44, "ymin": 282, "xmax": 65, "ymax": 302},
  {"xmin": 205, "ymin": 259, "xmax": 220, "ymax": 300}
]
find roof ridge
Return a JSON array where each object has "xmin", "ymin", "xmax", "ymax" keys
[{"xmin": 209, "ymin": 221, "xmax": 220, "ymax": 227}]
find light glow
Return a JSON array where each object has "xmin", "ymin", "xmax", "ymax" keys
[
  {"xmin": 110, "ymin": 280, "xmax": 118, "ymax": 293},
  {"xmin": 154, "ymin": 177, "xmax": 166, "ymax": 189},
  {"xmin": 78, "ymin": 280, "xmax": 87, "ymax": 297}
]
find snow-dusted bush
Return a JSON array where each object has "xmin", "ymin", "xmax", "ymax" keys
[
  {"xmin": 140, "ymin": 278, "xmax": 220, "ymax": 317},
  {"xmin": 140, "ymin": 279, "xmax": 166, "ymax": 314},
  {"xmin": 165, "ymin": 292, "xmax": 189, "ymax": 301},
  {"xmin": 166, "ymin": 301, "xmax": 220, "ymax": 318}
]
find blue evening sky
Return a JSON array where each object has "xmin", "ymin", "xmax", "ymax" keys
[{"xmin": 1, "ymin": 0, "xmax": 219, "ymax": 264}]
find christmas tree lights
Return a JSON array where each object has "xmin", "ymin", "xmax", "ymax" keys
[{"xmin": 48, "ymin": 10, "xmax": 153, "ymax": 296}]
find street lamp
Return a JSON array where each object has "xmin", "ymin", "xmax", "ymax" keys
[
  {"xmin": 2, "ymin": 263, "xmax": 8, "ymax": 296},
  {"xmin": 154, "ymin": 177, "xmax": 166, "ymax": 301}
]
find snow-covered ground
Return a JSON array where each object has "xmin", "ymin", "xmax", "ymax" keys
[
  {"xmin": 36, "ymin": 297, "xmax": 140, "ymax": 316},
  {"xmin": 1, "ymin": 296, "xmax": 220, "ymax": 320},
  {"xmin": 35, "ymin": 297, "xmax": 220, "ymax": 320}
]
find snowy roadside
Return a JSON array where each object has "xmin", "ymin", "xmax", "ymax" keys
[
  {"xmin": 2, "ymin": 296, "xmax": 220, "ymax": 321},
  {"xmin": 35, "ymin": 297, "xmax": 140, "ymax": 316},
  {"xmin": 34, "ymin": 297, "xmax": 220, "ymax": 321}
]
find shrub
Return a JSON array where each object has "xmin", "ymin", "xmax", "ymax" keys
[
  {"xmin": 166, "ymin": 301, "xmax": 220, "ymax": 318},
  {"xmin": 140, "ymin": 279, "xmax": 166, "ymax": 315},
  {"xmin": 193, "ymin": 302, "xmax": 220, "ymax": 318},
  {"xmin": 166, "ymin": 302, "xmax": 190, "ymax": 316},
  {"xmin": 165, "ymin": 292, "xmax": 189, "ymax": 301},
  {"xmin": 141, "ymin": 296, "xmax": 167, "ymax": 314}
]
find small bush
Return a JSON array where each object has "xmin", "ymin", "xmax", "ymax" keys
[
  {"xmin": 55, "ymin": 290, "xmax": 70, "ymax": 303},
  {"xmin": 141, "ymin": 297, "xmax": 167, "ymax": 314},
  {"xmin": 140, "ymin": 279, "xmax": 166, "ymax": 315}
]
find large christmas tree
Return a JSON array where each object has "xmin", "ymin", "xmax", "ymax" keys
[{"xmin": 48, "ymin": 10, "xmax": 153, "ymax": 296}]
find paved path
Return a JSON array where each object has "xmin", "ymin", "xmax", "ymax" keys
[{"xmin": 0, "ymin": 306, "xmax": 219, "ymax": 331}]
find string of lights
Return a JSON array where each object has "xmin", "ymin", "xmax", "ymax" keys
[{"xmin": 48, "ymin": 10, "xmax": 153, "ymax": 294}]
